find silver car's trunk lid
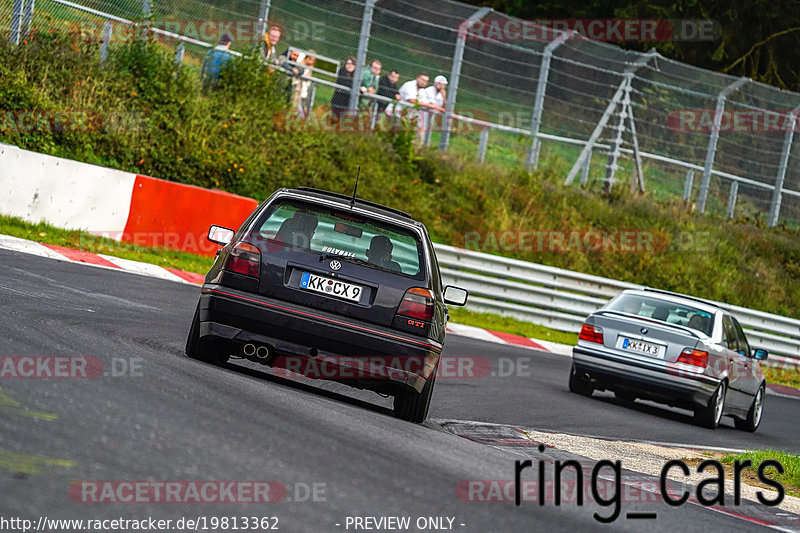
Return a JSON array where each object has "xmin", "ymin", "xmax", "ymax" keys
[{"xmin": 590, "ymin": 311, "xmax": 702, "ymax": 363}]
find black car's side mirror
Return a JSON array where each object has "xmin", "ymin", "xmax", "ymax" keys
[
  {"xmin": 444, "ymin": 286, "xmax": 468, "ymax": 306},
  {"xmin": 753, "ymin": 348, "xmax": 769, "ymax": 361},
  {"xmin": 208, "ymin": 225, "xmax": 235, "ymax": 246}
]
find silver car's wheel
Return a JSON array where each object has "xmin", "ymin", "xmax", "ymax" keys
[
  {"xmin": 695, "ymin": 381, "xmax": 726, "ymax": 429},
  {"xmin": 735, "ymin": 383, "xmax": 765, "ymax": 433}
]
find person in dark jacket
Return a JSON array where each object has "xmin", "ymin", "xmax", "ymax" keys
[
  {"xmin": 330, "ymin": 57, "xmax": 356, "ymax": 120},
  {"xmin": 377, "ymin": 70, "xmax": 400, "ymax": 114}
]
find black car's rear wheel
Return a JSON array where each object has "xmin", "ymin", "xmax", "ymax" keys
[
  {"xmin": 185, "ymin": 303, "xmax": 230, "ymax": 365},
  {"xmin": 394, "ymin": 367, "xmax": 437, "ymax": 423},
  {"xmin": 694, "ymin": 381, "xmax": 726, "ymax": 429},
  {"xmin": 568, "ymin": 364, "xmax": 594, "ymax": 397},
  {"xmin": 734, "ymin": 383, "xmax": 764, "ymax": 433}
]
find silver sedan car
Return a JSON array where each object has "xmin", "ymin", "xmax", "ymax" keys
[{"xmin": 569, "ymin": 289, "xmax": 768, "ymax": 431}]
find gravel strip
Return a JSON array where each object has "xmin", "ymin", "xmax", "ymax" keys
[{"xmin": 524, "ymin": 429, "xmax": 800, "ymax": 515}]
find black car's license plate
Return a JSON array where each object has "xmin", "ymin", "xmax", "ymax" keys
[{"xmin": 300, "ymin": 272, "xmax": 363, "ymax": 302}]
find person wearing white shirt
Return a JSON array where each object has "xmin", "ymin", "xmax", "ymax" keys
[
  {"xmin": 418, "ymin": 75, "xmax": 447, "ymax": 144},
  {"xmin": 387, "ymin": 73, "xmax": 448, "ymax": 145}
]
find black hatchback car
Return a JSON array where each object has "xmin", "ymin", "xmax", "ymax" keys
[{"xmin": 186, "ymin": 187, "xmax": 468, "ymax": 422}]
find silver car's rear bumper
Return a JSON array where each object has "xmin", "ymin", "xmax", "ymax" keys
[{"xmin": 573, "ymin": 345, "xmax": 721, "ymax": 408}]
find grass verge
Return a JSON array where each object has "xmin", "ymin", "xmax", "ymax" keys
[
  {"xmin": 762, "ymin": 366, "xmax": 800, "ymax": 389},
  {"xmin": 717, "ymin": 450, "xmax": 800, "ymax": 499},
  {"xmin": 447, "ymin": 308, "xmax": 578, "ymax": 346},
  {"xmin": 0, "ymin": 215, "xmax": 213, "ymax": 274}
]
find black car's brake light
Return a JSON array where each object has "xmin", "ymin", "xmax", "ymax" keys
[
  {"xmin": 223, "ymin": 242, "xmax": 261, "ymax": 278},
  {"xmin": 677, "ymin": 348, "xmax": 709, "ymax": 368},
  {"xmin": 397, "ymin": 288, "xmax": 434, "ymax": 322},
  {"xmin": 578, "ymin": 323, "xmax": 604, "ymax": 344}
]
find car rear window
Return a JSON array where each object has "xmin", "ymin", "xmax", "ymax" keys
[
  {"xmin": 252, "ymin": 200, "xmax": 424, "ymax": 277},
  {"xmin": 606, "ymin": 294, "xmax": 714, "ymax": 335}
]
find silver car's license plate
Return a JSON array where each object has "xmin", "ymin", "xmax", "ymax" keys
[
  {"xmin": 620, "ymin": 337, "xmax": 661, "ymax": 357},
  {"xmin": 300, "ymin": 272, "xmax": 363, "ymax": 302}
]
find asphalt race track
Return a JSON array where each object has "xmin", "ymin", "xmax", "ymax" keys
[{"xmin": 1, "ymin": 248, "xmax": 798, "ymax": 532}]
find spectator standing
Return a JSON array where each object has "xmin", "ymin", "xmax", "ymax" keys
[
  {"xmin": 377, "ymin": 70, "xmax": 400, "ymax": 114},
  {"xmin": 418, "ymin": 75, "xmax": 447, "ymax": 142},
  {"xmin": 263, "ymin": 25, "xmax": 283, "ymax": 67},
  {"xmin": 280, "ymin": 48, "xmax": 304, "ymax": 103},
  {"xmin": 359, "ymin": 60, "xmax": 381, "ymax": 108},
  {"xmin": 294, "ymin": 52, "xmax": 316, "ymax": 119},
  {"xmin": 201, "ymin": 34, "xmax": 233, "ymax": 90},
  {"xmin": 331, "ymin": 57, "xmax": 356, "ymax": 120},
  {"xmin": 393, "ymin": 72, "xmax": 430, "ymax": 114}
]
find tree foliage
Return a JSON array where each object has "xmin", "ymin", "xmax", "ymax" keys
[{"xmin": 463, "ymin": 0, "xmax": 800, "ymax": 91}]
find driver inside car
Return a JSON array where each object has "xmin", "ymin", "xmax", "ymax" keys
[{"xmin": 366, "ymin": 235, "xmax": 402, "ymax": 272}]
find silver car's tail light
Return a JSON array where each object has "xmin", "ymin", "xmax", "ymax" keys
[
  {"xmin": 677, "ymin": 348, "xmax": 709, "ymax": 368},
  {"xmin": 578, "ymin": 323, "xmax": 604, "ymax": 344}
]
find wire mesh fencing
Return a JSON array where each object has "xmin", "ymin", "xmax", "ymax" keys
[{"xmin": 8, "ymin": 0, "xmax": 800, "ymax": 226}]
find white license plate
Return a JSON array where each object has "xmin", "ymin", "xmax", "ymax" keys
[
  {"xmin": 621, "ymin": 337, "xmax": 660, "ymax": 356},
  {"xmin": 300, "ymin": 272, "xmax": 363, "ymax": 302}
]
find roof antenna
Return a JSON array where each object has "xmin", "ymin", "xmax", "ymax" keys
[{"xmin": 350, "ymin": 166, "xmax": 360, "ymax": 209}]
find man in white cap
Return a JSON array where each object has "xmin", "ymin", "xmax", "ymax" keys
[{"xmin": 416, "ymin": 75, "xmax": 447, "ymax": 145}]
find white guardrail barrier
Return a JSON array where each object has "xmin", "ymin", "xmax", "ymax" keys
[{"xmin": 434, "ymin": 244, "xmax": 800, "ymax": 367}]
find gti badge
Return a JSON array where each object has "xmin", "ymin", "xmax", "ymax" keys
[
  {"xmin": 640, "ymin": 327, "xmax": 648, "ymax": 334},
  {"xmin": 329, "ymin": 260, "xmax": 342, "ymax": 271}
]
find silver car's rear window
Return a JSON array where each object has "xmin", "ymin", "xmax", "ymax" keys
[{"xmin": 607, "ymin": 294, "xmax": 714, "ymax": 335}]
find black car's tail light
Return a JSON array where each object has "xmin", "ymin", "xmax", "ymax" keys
[
  {"xmin": 677, "ymin": 348, "xmax": 709, "ymax": 368},
  {"xmin": 578, "ymin": 323, "xmax": 604, "ymax": 344},
  {"xmin": 397, "ymin": 288, "xmax": 434, "ymax": 322},
  {"xmin": 223, "ymin": 242, "xmax": 261, "ymax": 278}
]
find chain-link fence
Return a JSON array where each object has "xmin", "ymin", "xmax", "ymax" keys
[{"xmin": 6, "ymin": 0, "xmax": 800, "ymax": 226}]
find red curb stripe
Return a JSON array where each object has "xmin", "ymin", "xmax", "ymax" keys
[
  {"xmin": 487, "ymin": 330, "xmax": 549, "ymax": 351},
  {"xmin": 164, "ymin": 267, "xmax": 205, "ymax": 285},
  {"xmin": 43, "ymin": 244, "xmax": 120, "ymax": 269}
]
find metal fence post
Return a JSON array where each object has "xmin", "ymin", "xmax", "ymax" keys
[
  {"xmin": 348, "ymin": 0, "xmax": 377, "ymax": 113},
  {"xmin": 580, "ymin": 148, "xmax": 591, "ymax": 185},
  {"xmin": 439, "ymin": 7, "xmax": 491, "ymax": 152},
  {"xmin": 768, "ymin": 106, "xmax": 800, "ymax": 227},
  {"xmin": 9, "ymin": 0, "xmax": 24, "ymax": 45},
  {"xmin": 625, "ymin": 95, "xmax": 646, "ymax": 193},
  {"xmin": 727, "ymin": 181, "xmax": 739, "ymax": 218},
  {"xmin": 100, "ymin": 21, "xmax": 112, "ymax": 64},
  {"xmin": 257, "ymin": 0, "xmax": 271, "ymax": 56},
  {"xmin": 564, "ymin": 50, "xmax": 657, "ymax": 185},
  {"xmin": 174, "ymin": 42, "xmax": 185, "ymax": 66},
  {"xmin": 683, "ymin": 169, "xmax": 695, "ymax": 202},
  {"xmin": 603, "ymin": 78, "xmax": 631, "ymax": 193},
  {"xmin": 477, "ymin": 127, "xmax": 489, "ymax": 162},
  {"xmin": 525, "ymin": 30, "xmax": 570, "ymax": 169},
  {"xmin": 22, "ymin": 0, "xmax": 33, "ymax": 39},
  {"xmin": 697, "ymin": 77, "xmax": 748, "ymax": 214},
  {"xmin": 423, "ymin": 112, "xmax": 435, "ymax": 147}
]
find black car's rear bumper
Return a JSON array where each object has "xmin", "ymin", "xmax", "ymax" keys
[
  {"xmin": 198, "ymin": 285, "xmax": 442, "ymax": 393},
  {"xmin": 573, "ymin": 345, "xmax": 720, "ymax": 409}
]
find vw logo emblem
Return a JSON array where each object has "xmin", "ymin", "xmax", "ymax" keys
[
  {"xmin": 640, "ymin": 327, "xmax": 648, "ymax": 334},
  {"xmin": 329, "ymin": 260, "xmax": 342, "ymax": 271}
]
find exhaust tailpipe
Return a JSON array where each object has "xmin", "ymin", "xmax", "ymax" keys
[
  {"xmin": 256, "ymin": 345, "xmax": 270, "ymax": 359},
  {"xmin": 243, "ymin": 344, "xmax": 256, "ymax": 357},
  {"xmin": 582, "ymin": 372, "xmax": 592, "ymax": 382}
]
